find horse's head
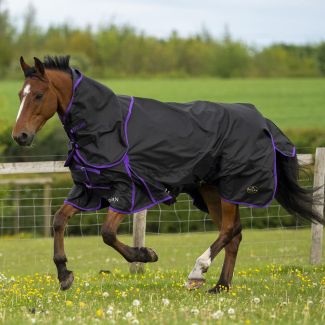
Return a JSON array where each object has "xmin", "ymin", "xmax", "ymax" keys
[{"xmin": 12, "ymin": 57, "xmax": 59, "ymax": 146}]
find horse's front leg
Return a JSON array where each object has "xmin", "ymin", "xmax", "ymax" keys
[
  {"xmin": 101, "ymin": 210, "xmax": 158, "ymax": 263},
  {"xmin": 53, "ymin": 204, "xmax": 79, "ymax": 290}
]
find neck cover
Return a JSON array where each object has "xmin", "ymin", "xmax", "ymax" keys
[{"xmin": 61, "ymin": 69, "xmax": 295, "ymax": 214}]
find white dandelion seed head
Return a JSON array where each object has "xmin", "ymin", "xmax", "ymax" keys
[
  {"xmin": 31, "ymin": 318, "xmax": 36, "ymax": 324},
  {"xmin": 253, "ymin": 297, "xmax": 261, "ymax": 304},
  {"xmin": 191, "ymin": 308, "xmax": 199, "ymax": 315},
  {"xmin": 125, "ymin": 311, "xmax": 133, "ymax": 319},
  {"xmin": 131, "ymin": 319, "xmax": 139, "ymax": 325},
  {"xmin": 212, "ymin": 310, "xmax": 224, "ymax": 320},
  {"xmin": 132, "ymin": 299, "xmax": 141, "ymax": 307},
  {"xmin": 228, "ymin": 308, "xmax": 235, "ymax": 315},
  {"xmin": 84, "ymin": 282, "xmax": 90, "ymax": 287},
  {"xmin": 102, "ymin": 292, "xmax": 109, "ymax": 298},
  {"xmin": 162, "ymin": 298, "xmax": 170, "ymax": 306}
]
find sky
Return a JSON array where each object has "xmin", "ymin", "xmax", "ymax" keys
[{"xmin": 4, "ymin": 0, "xmax": 325, "ymax": 46}]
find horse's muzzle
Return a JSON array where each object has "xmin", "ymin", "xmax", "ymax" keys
[{"xmin": 13, "ymin": 132, "xmax": 34, "ymax": 146}]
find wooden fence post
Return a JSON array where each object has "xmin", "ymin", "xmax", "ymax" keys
[
  {"xmin": 43, "ymin": 183, "xmax": 52, "ymax": 237},
  {"xmin": 310, "ymin": 148, "xmax": 325, "ymax": 264},
  {"xmin": 130, "ymin": 209, "xmax": 147, "ymax": 274}
]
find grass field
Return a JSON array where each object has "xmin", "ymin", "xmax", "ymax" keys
[
  {"xmin": 1, "ymin": 78, "xmax": 325, "ymax": 129},
  {"xmin": 0, "ymin": 229, "xmax": 324, "ymax": 324}
]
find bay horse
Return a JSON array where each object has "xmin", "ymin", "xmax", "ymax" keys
[{"xmin": 13, "ymin": 56, "xmax": 322, "ymax": 292}]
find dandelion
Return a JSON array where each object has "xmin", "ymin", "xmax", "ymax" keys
[
  {"xmin": 228, "ymin": 308, "xmax": 235, "ymax": 315},
  {"xmin": 66, "ymin": 300, "xmax": 73, "ymax": 307},
  {"xmin": 162, "ymin": 298, "xmax": 170, "ymax": 306},
  {"xmin": 96, "ymin": 308, "xmax": 104, "ymax": 318},
  {"xmin": 31, "ymin": 318, "xmax": 36, "ymax": 324},
  {"xmin": 106, "ymin": 306, "xmax": 114, "ymax": 315},
  {"xmin": 125, "ymin": 312, "xmax": 133, "ymax": 319},
  {"xmin": 132, "ymin": 299, "xmax": 141, "ymax": 307},
  {"xmin": 212, "ymin": 310, "xmax": 224, "ymax": 320},
  {"xmin": 79, "ymin": 302, "xmax": 86, "ymax": 308},
  {"xmin": 253, "ymin": 297, "xmax": 261, "ymax": 304},
  {"xmin": 132, "ymin": 320, "xmax": 139, "ymax": 325},
  {"xmin": 102, "ymin": 291, "xmax": 109, "ymax": 298},
  {"xmin": 191, "ymin": 308, "xmax": 199, "ymax": 315},
  {"xmin": 84, "ymin": 282, "xmax": 90, "ymax": 287}
]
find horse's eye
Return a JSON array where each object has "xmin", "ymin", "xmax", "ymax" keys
[{"xmin": 35, "ymin": 93, "xmax": 43, "ymax": 100}]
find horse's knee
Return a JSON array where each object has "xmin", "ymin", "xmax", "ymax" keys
[{"xmin": 102, "ymin": 229, "xmax": 116, "ymax": 246}]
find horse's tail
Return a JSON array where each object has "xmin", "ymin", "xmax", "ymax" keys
[{"xmin": 275, "ymin": 151, "xmax": 324, "ymax": 224}]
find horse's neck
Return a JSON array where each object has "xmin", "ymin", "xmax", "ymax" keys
[{"xmin": 46, "ymin": 70, "xmax": 73, "ymax": 117}]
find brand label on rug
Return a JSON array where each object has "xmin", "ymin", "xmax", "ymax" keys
[
  {"xmin": 108, "ymin": 196, "xmax": 119, "ymax": 203},
  {"xmin": 246, "ymin": 185, "xmax": 259, "ymax": 194}
]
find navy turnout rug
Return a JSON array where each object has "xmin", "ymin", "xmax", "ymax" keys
[{"xmin": 60, "ymin": 69, "xmax": 295, "ymax": 214}]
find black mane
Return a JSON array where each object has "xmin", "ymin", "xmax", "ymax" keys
[
  {"xmin": 24, "ymin": 55, "xmax": 71, "ymax": 78},
  {"xmin": 43, "ymin": 55, "xmax": 71, "ymax": 72}
]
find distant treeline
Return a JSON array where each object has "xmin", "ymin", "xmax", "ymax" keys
[{"xmin": 1, "ymin": 3, "xmax": 325, "ymax": 78}]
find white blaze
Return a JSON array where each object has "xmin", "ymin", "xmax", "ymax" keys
[
  {"xmin": 16, "ymin": 84, "xmax": 31, "ymax": 121},
  {"xmin": 188, "ymin": 247, "xmax": 211, "ymax": 279}
]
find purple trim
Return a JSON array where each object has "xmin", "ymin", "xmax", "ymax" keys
[
  {"xmin": 74, "ymin": 149, "xmax": 124, "ymax": 169},
  {"xmin": 275, "ymin": 145, "xmax": 296, "ymax": 158},
  {"xmin": 64, "ymin": 199, "xmax": 103, "ymax": 211},
  {"xmin": 70, "ymin": 121, "xmax": 87, "ymax": 135},
  {"xmin": 129, "ymin": 167, "xmax": 156, "ymax": 203},
  {"xmin": 124, "ymin": 155, "xmax": 135, "ymax": 211},
  {"xmin": 109, "ymin": 195, "xmax": 173, "ymax": 214},
  {"xmin": 62, "ymin": 74, "xmax": 83, "ymax": 125},
  {"xmin": 71, "ymin": 96, "xmax": 135, "ymax": 169},
  {"xmin": 123, "ymin": 96, "xmax": 134, "ymax": 146}
]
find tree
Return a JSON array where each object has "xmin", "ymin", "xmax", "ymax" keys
[
  {"xmin": 0, "ymin": 0, "xmax": 14, "ymax": 77},
  {"xmin": 317, "ymin": 43, "xmax": 325, "ymax": 76}
]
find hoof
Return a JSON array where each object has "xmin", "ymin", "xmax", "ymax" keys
[
  {"xmin": 208, "ymin": 283, "xmax": 229, "ymax": 294},
  {"xmin": 185, "ymin": 278, "xmax": 205, "ymax": 290},
  {"xmin": 59, "ymin": 271, "xmax": 74, "ymax": 291},
  {"xmin": 137, "ymin": 247, "xmax": 158, "ymax": 263},
  {"xmin": 145, "ymin": 247, "xmax": 158, "ymax": 263}
]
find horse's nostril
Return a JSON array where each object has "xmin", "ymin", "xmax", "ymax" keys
[
  {"xmin": 14, "ymin": 132, "xmax": 34, "ymax": 146},
  {"xmin": 20, "ymin": 132, "xmax": 28, "ymax": 141}
]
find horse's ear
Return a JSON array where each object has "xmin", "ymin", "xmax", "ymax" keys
[
  {"xmin": 34, "ymin": 57, "xmax": 45, "ymax": 76},
  {"xmin": 20, "ymin": 56, "xmax": 31, "ymax": 73}
]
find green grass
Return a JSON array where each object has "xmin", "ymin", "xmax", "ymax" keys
[
  {"xmin": 1, "ymin": 78, "xmax": 325, "ymax": 129},
  {"xmin": 0, "ymin": 229, "xmax": 324, "ymax": 324}
]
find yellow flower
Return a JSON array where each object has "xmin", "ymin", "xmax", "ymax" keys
[
  {"xmin": 79, "ymin": 302, "xmax": 86, "ymax": 308},
  {"xmin": 96, "ymin": 308, "xmax": 104, "ymax": 318},
  {"xmin": 66, "ymin": 300, "xmax": 73, "ymax": 307}
]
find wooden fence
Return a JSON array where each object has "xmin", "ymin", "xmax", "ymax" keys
[{"xmin": 0, "ymin": 149, "xmax": 324, "ymax": 269}]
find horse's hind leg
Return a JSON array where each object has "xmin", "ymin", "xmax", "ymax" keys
[
  {"xmin": 53, "ymin": 204, "xmax": 79, "ymax": 290},
  {"xmin": 186, "ymin": 185, "xmax": 221, "ymax": 289},
  {"xmin": 101, "ymin": 210, "xmax": 158, "ymax": 263},
  {"xmin": 210, "ymin": 205, "xmax": 242, "ymax": 293},
  {"xmin": 186, "ymin": 185, "xmax": 242, "ymax": 292}
]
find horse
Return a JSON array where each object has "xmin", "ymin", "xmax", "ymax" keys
[{"xmin": 12, "ymin": 56, "xmax": 322, "ymax": 293}]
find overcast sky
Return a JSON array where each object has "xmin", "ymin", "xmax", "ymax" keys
[{"xmin": 4, "ymin": 0, "xmax": 325, "ymax": 46}]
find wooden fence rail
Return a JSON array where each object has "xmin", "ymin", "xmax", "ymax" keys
[{"xmin": 0, "ymin": 150, "xmax": 324, "ymax": 269}]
